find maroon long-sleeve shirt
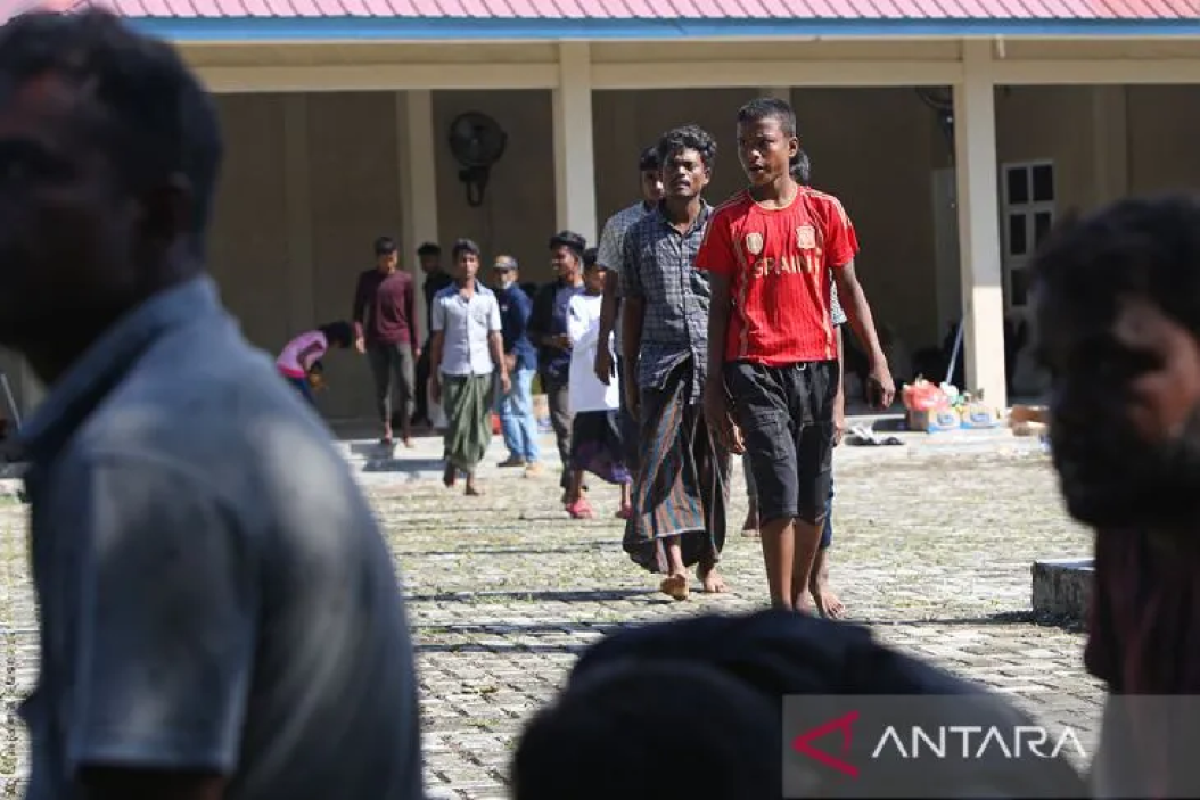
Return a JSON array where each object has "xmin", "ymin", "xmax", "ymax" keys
[{"xmin": 353, "ymin": 268, "xmax": 419, "ymax": 346}]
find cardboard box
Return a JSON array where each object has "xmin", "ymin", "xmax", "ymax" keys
[{"xmin": 907, "ymin": 407, "xmax": 960, "ymax": 433}]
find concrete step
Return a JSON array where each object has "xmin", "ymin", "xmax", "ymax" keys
[{"xmin": 1031, "ymin": 558, "xmax": 1093, "ymax": 620}]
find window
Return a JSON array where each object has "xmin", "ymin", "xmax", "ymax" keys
[{"xmin": 1001, "ymin": 161, "xmax": 1055, "ymax": 312}]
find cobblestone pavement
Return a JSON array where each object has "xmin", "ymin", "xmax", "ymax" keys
[{"xmin": 0, "ymin": 429, "xmax": 1102, "ymax": 799}]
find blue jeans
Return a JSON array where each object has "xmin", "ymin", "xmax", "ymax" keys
[
  {"xmin": 287, "ymin": 375, "xmax": 315, "ymax": 405},
  {"xmin": 497, "ymin": 367, "xmax": 539, "ymax": 462}
]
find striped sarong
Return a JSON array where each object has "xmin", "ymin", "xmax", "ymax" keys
[
  {"xmin": 623, "ymin": 361, "xmax": 729, "ymax": 573},
  {"xmin": 442, "ymin": 373, "xmax": 494, "ymax": 471}
]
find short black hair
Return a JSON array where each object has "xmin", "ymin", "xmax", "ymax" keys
[
  {"xmin": 791, "ymin": 149, "xmax": 812, "ymax": 186},
  {"xmin": 317, "ymin": 321, "xmax": 355, "ymax": 348},
  {"xmin": 417, "ymin": 242, "xmax": 441, "ymax": 257},
  {"xmin": 451, "ymin": 238, "xmax": 480, "ymax": 260},
  {"xmin": 1031, "ymin": 194, "xmax": 1200, "ymax": 337},
  {"xmin": 637, "ymin": 146, "xmax": 659, "ymax": 173},
  {"xmin": 737, "ymin": 96, "xmax": 798, "ymax": 138},
  {"xmin": 375, "ymin": 236, "xmax": 397, "ymax": 255},
  {"xmin": 656, "ymin": 124, "xmax": 716, "ymax": 171},
  {"xmin": 583, "ymin": 247, "xmax": 600, "ymax": 269},
  {"xmin": 0, "ymin": 9, "xmax": 222, "ymax": 256},
  {"xmin": 549, "ymin": 230, "xmax": 586, "ymax": 255}
]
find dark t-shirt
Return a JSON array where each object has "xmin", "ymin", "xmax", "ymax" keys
[{"xmin": 353, "ymin": 269, "xmax": 418, "ymax": 346}]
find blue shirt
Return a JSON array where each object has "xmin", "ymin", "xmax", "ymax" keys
[
  {"xmin": 496, "ymin": 282, "xmax": 536, "ymax": 372},
  {"xmin": 531, "ymin": 281, "xmax": 585, "ymax": 384},
  {"xmin": 17, "ymin": 276, "xmax": 423, "ymax": 800}
]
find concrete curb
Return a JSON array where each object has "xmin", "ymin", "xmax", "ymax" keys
[{"xmin": 1031, "ymin": 558, "xmax": 1093, "ymax": 619}]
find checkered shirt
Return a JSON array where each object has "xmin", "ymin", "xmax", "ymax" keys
[{"xmin": 619, "ymin": 202, "xmax": 714, "ymax": 404}]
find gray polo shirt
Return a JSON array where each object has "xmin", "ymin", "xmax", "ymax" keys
[
  {"xmin": 17, "ymin": 276, "xmax": 422, "ymax": 800},
  {"xmin": 431, "ymin": 281, "xmax": 501, "ymax": 376},
  {"xmin": 597, "ymin": 200, "xmax": 654, "ymax": 355}
]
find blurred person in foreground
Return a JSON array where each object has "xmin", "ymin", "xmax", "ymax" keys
[
  {"xmin": 0, "ymin": 9, "xmax": 422, "ymax": 799},
  {"xmin": 511, "ymin": 611, "xmax": 1086, "ymax": 800},
  {"xmin": 1032, "ymin": 194, "xmax": 1200, "ymax": 799}
]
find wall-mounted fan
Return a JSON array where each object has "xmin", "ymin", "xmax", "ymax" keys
[
  {"xmin": 448, "ymin": 111, "xmax": 508, "ymax": 208},
  {"xmin": 915, "ymin": 88, "xmax": 955, "ymax": 158}
]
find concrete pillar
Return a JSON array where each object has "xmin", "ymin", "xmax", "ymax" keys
[
  {"xmin": 552, "ymin": 42, "xmax": 597, "ymax": 245},
  {"xmin": 953, "ymin": 42, "xmax": 1008, "ymax": 408},
  {"xmin": 1091, "ymin": 85, "xmax": 1129, "ymax": 208},
  {"xmin": 282, "ymin": 94, "xmax": 315, "ymax": 333},
  {"xmin": 397, "ymin": 90, "xmax": 439, "ymax": 341}
]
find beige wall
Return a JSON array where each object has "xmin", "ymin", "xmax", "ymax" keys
[
  {"xmin": 1127, "ymin": 85, "xmax": 1200, "ymax": 194},
  {"xmin": 209, "ymin": 91, "xmax": 402, "ymax": 420},
  {"xmin": 192, "ymin": 82, "xmax": 1200, "ymax": 424},
  {"xmin": 433, "ymin": 90, "xmax": 556, "ymax": 284}
]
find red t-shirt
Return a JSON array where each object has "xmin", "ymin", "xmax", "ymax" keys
[{"xmin": 695, "ymin": 187, "xmax": 858, "ymax": 364}]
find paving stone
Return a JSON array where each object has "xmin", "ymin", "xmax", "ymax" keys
[{"xmin": 0, "ymin": 432, "xmax": 1104, "ymax": 799}]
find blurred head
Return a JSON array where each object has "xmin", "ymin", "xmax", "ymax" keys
[
  {"xmin": 582, "ymin": 248, "xmax": 605, "ymax": 293},
  {"xmin": 0, "ymin": 9, "xmax": 222, "ymax": 363},
  {"xmin": 492, "ymin": 254, "xmax": 518, "ymax": 288},
  {"xmin": 549, "ymin": 230, "xmax": 585, "ymax": 282},
  {"xmin": 416, "ymin": 241, "xmax": 441, "ymax": 274},
  {"xmin": 656, "ymin": 125, "xmax": 714, "ymax": 202},
  {"xmin": 374, "ymin": 236, "xmax": 397, "ymax": 272},
  {"xmin": 513, "ymin": 661, "xmax": 778, "ymax": 800},
  {"xmin": 1032, "ymin": 195, "xmax": 1200, "ymax": 531},
  {"xmin": 451, "ymin": 238, "xmax": 480, "ymax": 282},
  {"xmin": 637, "ymin": 146, "xmax": 663, "ymax": 206},
  {"xmin": 737, "ymin": 97, "xmax": 800, "ymax": 189},
  {"xmin": 317, "ymin": 321, "xmax": 354, "ymax": 349},
  {"xmin": 515, "ymin": 611, "xmax": 1086, "ymax": 800}
]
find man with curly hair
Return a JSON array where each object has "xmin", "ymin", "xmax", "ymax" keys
[{"xmin": 620, "ymin": 125, "xmax": 729, "ymax": 600}]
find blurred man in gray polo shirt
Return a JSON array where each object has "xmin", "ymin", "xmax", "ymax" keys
[{"xmin": 0, "ymin": 10, "xmax": 422, "ymax": 800}]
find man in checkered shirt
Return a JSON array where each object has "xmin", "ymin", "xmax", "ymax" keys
[{"xmin": 619, "ymin": 125, "xmax": 730, "ymax": 601}]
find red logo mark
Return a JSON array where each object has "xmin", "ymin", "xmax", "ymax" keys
[{"xmin": 791, "ymin": 710, "xmax": 860, "ymax": 778}]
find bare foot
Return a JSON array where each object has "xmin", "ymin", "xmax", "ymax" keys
[
  {"xmin": 698, "ymin": 564, "xmax": 727, "ymax": 594},
  {"xmin": 659, "ymin": 573, "xmax": 690, "ymax": 601},
  {"xmin": 465, "ymin": 485, "xmax": 482, "ymax": 496},
  {"xmin": 402, "ymin": 438, "xmax": 414, "ymax": 448},
  {"xmin": 810, "ymin": 581, "xmax": 846, "ymax": 619},
  {"xmin": 443, "ymin": 464, "xmax": 457, "ymax": 488},
  {"xmin": 793, "ymin": 591, "xmax": 816, "ymax": 615}
]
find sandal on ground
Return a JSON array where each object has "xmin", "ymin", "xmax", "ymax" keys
[{"xmin": 566, "ymin": 498, "xmax": 595, "ymax": 519}]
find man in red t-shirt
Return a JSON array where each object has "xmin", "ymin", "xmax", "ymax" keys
[{"xmin": 696, "ymin": 97, "xmax": 895, "ymax": 615}]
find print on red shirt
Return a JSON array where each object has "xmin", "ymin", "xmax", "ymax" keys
[{"xmin": 695, "ymin": 187, "xmax": 859, "ymax": 365}]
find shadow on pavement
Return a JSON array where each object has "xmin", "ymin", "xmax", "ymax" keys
[{"xmin": 405, "ymin": 588, "xmax": 657, "ymax": 604}]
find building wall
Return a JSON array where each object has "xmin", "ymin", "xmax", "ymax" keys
[
  {"xmin": 1127, "ymin": 85, "xmax": 1200, "ymax": 194},
  {"xmin": 209, "ymin": 91, "xmax": 402, "ymax": 421},
  {"xmin": 124, "ymin": 83, "xmax": 1200, "ymax": 426},
  {"xmin": 431, "ymin": 90, "xmax": 556, "ymax": 285}
]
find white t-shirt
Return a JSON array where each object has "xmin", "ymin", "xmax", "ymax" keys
[{"xmin": 567, "ymin": 293, "xmax": 620, "ymax": 414}]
